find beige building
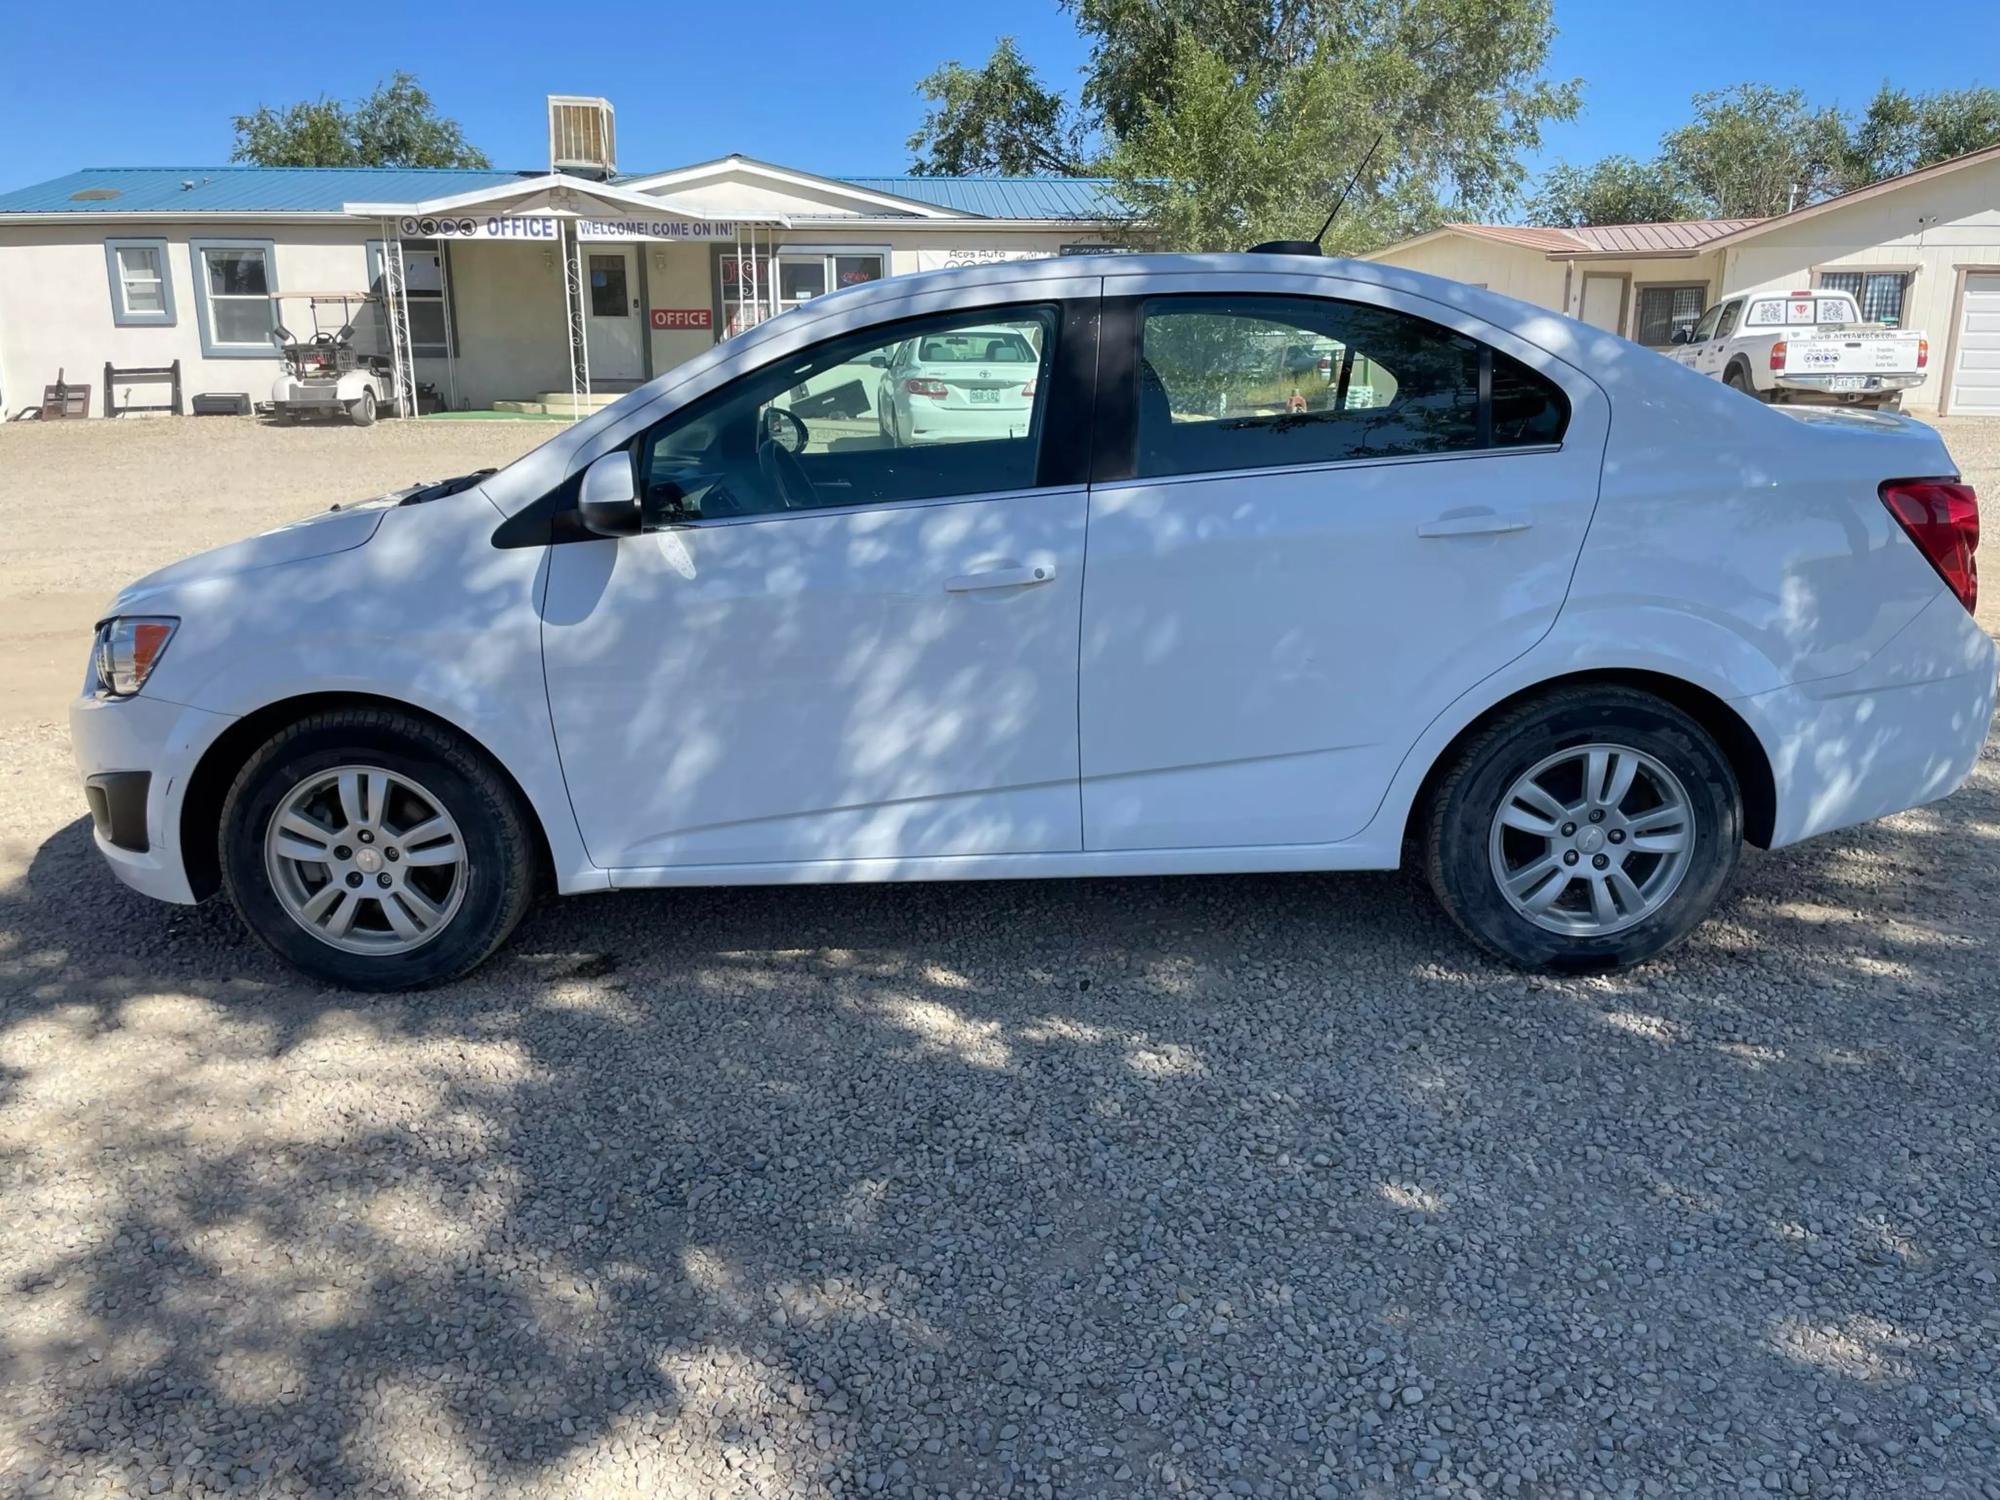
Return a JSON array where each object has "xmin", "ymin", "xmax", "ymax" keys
[
  {"xmin": 1369, "ymin": 141, "xmax": 2000, "ymax": 417},
  {"xmin": 0, "ymin": 147, "xmax": 1127, "ymax": 418}
]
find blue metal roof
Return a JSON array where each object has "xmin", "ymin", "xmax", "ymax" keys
[
  {"xmin": 0, "ymin": 166, "xmax": 527, "ymax": 216},
  {"xmin": 834, "ymin": 176, "xmax": 1130, "ymax": 220},
  {"xmin": 0, "ymin": 165, "xmax": 1129, "ymax": 222}
]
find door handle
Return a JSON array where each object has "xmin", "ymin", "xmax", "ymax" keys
[
  {"xmin": 944, "ymin": 564, "xmax": 1055, "ymax": 592},
  {"xmin": 1417, "ymin": 512, "xmax": 1532, "ymax": 539}
]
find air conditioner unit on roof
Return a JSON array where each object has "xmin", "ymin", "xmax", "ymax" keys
[{"xmin": 548, "ymin": 96, "xmax": 616, "ymax": 181}]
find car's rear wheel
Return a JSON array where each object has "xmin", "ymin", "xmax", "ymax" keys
[
  {"xmin": 1423, "ymin": 686, "xmax": 1742, "ymax": 970},
  {"xmin": 1723, "ymin": 365, "xmax": 1759, "ymax": 400},
  {"xmin": 220, "ymin": 708, "xmax": 535, "ymax": 990},
  {"xmin": 347, "ymin": 388, "xmax": 377, "ymax": 426}
]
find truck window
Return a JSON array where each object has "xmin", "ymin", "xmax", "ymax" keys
[{"xmin": 1714, "ymin": 300, "xmax": 1742, "ymax": 338}]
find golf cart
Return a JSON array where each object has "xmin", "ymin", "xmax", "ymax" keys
[{"xmin": 268, "ymin": 293, "xmax": 396, "ymax": 426}]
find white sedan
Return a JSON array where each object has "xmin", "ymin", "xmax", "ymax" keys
[
  {"xmin": 72, "ymin": 253, "xmax": 1994, "ymax": 990},
  {"xmin": 875, "ymin": 323, "xmax": 1041, "ymax": 446}
]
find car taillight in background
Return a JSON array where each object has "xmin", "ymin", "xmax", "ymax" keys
[
  {"xmin": 903, "ymin": 378, "xmax": 949, "ymax": 401},
  {"xmin": 1021, "ymin": 377, "xmax": 1037, "ymax": 398},
  {"xmin": 1918, "ymin": 338, "xmax": 1929, "ymax": 369},
  {"xmin": 1879, "ymin": 479, "xmax": 1979, "ymax": 614},
  {"xmin": 1769, "ymin": 340, "xmax": 1787, "ymax": 371}
]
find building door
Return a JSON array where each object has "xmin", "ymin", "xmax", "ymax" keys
[
  {"xmin": 1579, "ymin": 274, "xmax": 1625, "ymax": 334},
  {"xmin": 584, "ymin": 247, "xmax": 643, "ymax": 384},
  {"xmin": 1949, "ymin": 272, "xmax": 2000, "ymax": 414}
]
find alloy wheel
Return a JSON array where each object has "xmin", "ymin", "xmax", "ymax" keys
[
  {"xmin": 263, "ymin": 765, "xmax": 468, "ymax": 954},
  {"xmin": 1486, "ymin": 743, "xmax": 1694, "ymax": 936}
]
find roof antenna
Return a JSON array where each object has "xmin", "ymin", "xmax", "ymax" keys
[{"xmin": 1248, "ymin": 130, "xmax": 1387, "ymax": 256}]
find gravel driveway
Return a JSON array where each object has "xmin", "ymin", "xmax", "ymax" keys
[{"xmin": 2, "ymin": 415, "xmax": 1999, "ymax": 1500}]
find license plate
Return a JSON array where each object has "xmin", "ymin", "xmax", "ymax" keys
[
  {"xmin": 1827, "ymin": 375, "xmax": 1867, "ymax": 392},
  {"xmin": 968, "ymin": 388, "xmax": 1000, "ymax": 404}
]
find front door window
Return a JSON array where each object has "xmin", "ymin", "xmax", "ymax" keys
[{"xmin": 588, "ymin": 254, "xmax": 628, "ymax": 319}]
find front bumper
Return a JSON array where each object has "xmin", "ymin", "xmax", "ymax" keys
[{"xmin": 70, "ymin": 691, "xmax": 236, "ymax": 904}]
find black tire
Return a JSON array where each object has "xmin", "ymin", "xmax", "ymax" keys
[
  {"xmin": 1423, "ymin": 686, "xmax": 1742, "ymax": 971},
  {"xmin": 220, "ymin": 708, "xmax": 535, "ymax": 990},
  {"xmin": 1722, "ymin": 365, "xmax": 1761, "ymax": 401},
  {"xmin": 347, "ymin": 388, "xmax": 377, "ymax": 426}
]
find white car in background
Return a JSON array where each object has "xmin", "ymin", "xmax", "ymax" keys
[
  {"xmin": 71, "ymin": 253, "xmax": 1993, "ymax": 991},
  {"xmin": 876, "ymin": 324, "xmax": 1040, "ymax": 445}
]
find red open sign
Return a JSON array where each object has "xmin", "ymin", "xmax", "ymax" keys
[{"xmin": 650, "ymin": 308, "xmax": 712, "ymax": 330}]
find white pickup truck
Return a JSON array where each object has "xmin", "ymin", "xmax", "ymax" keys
[{"xmin": 1668, "ymin": 288, "xmax": 1928, "ymax": 409}]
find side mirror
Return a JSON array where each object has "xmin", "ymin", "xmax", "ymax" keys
[
  {"xmin": 1670, "ymin": 327, "xmax": 1692, "ymax": 345},
  {"xmin": 578, "ymin": 450, "xmax": 642, "ymax": 538},
  {"xmin": 866, "ymin": 353, "xmax": 888, "ymax": 368}
]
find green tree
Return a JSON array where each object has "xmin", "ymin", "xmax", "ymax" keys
[
  {"xmin": 1525, "ymin": 154, "xmax": 1705, "ymax": 227},
  {"xmin": 907, "ymin": 0, "xmax": 1580, "ymax": 252},
  {"xmin": 908, "ymin": 38, "xmax": 1087, "ymax": 175},
  {"xmin": 1846, "ymin": 83, "xmax": 2000, "ymax": 186},
  {"xmin": 233, "ymin": 73, "xmax": 489, "ymax": 169},
  {"xmin": 1659, "ymin": 84, "xmax": 1849, "ymax": 219}
]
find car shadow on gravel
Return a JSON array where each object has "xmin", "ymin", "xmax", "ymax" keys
[{"xmin": 4, "ymin": 793, "xmax": 1999, "ymax": 1497}]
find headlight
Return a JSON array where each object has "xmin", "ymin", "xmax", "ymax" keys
[{"xmin": 93, "ymin": 616, "xmax": 178, "ymax": 698}]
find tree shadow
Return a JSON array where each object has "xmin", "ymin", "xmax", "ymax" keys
[{"xmin": 5, "ymin": 735, "xmax": 2000, "ymax": 1496}]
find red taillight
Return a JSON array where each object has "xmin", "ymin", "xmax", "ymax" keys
[
  {"xmin": 1020, "ymin": 377, "xmax": 1037, "ymax": 398},
  {"xmin": 1917, "ymin": 338, "xmax": 1929, "ymax": 369},
  {"xmin": 1769, "ymin": 340, "xmax": 1787, "ymax": 371},
  {"xmin": 1880, "ymin": 479, "xmax": 1979, "ymax": 613},
  {"xmin": 903, "ymin": 378, "xmax": 949, "ymax": 401}
]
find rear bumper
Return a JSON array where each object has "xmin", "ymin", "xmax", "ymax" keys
[
  {"xmin": 906, "ymin": 404, "xmax": 1036, "ymax": 444},
  {"xmin": 69, "ymin": 691, "xmax": 236, "ymax": 904},
  {"xmin": 1775, "ymin": 373, "xmax": 1925, "ymax": 397},
  {"xmin": 1738, "ymin": 596, "xmax": 1998, "ymax": 849}
]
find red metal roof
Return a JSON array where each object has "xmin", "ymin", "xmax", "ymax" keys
[{"xmin": 1440, "ymin": 218, "xmax": 1763, "ymax": 257}]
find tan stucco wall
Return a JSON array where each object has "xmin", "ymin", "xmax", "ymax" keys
[
  {"xmin": 441, "ymin": 239, "xmax": 572, "ymax": 407},
  {"xmin": 1367, "ymin": 234, "xmax": 1565, "ymax": 307}
]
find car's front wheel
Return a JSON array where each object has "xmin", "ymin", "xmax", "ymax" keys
[
  {"xmin": 1423, "ymin": 686, "xmax": 1742, "ymax": 970},
  {"xmin": 220, "ymin": 708, "xmax": 535, "ymax": 990}
]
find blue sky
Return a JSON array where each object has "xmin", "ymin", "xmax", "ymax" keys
[{"xmin": 2, "ymin": 0, "xmax": 1993, "ymax": 195}]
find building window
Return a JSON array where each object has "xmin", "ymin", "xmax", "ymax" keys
[
  {"xmin": 365, "ymin": 241, "xmax": 452, "ymax": 358},
  {"xmin": 1818, "ymin": 270, "xmax": 1910, "ymax": 326},
  {"xmin": 1633, "ymin": 285, "xmax": 1706, "ymax": 347},
  {"xmin": 720, "ymin": 247, "xmax": 886, "ymax": 336},
  {"xmin": 188, "ymin": 239, "xmax": 278, "ymax": 357},
  {"xmin": 104, "ymin": 238, "xmax": 175, "ymax": 326}
]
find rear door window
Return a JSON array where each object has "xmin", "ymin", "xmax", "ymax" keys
[{"xmin": 1134, "ymin": 295, "xmax": 1568, "ymax": 480}]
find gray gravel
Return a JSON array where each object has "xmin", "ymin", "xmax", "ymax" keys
[{"xmin": 2, "ymin": 416, "xmax": 1999, "ymax": 1499}]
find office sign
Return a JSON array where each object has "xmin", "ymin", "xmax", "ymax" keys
[
  {"xmin": 398, "ymin": 214, "xmax": 561, "ymax": 240},
  {"xmin": 650, "ymin": 308, "xmax": 713, "ymax": 330}
]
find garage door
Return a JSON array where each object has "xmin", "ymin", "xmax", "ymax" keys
[{"xmin": 1950, "ymin": 272, "xmax": 2000, "ymax": 414}]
